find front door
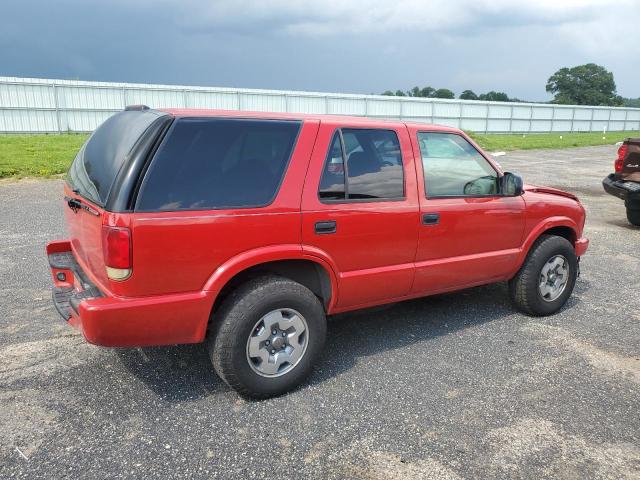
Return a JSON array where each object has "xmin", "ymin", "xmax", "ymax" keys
[{"xmin": 409, "ymin": 130, "xmax": 525, "ymax": 294}]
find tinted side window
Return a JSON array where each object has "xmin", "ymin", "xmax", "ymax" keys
[
  {"xmin": 136, "ymin": 118, "xmax": 300, "ymax": 211},
  {"xmin": 417, "ymin": 132, "xmax": 498, "ymax": 197},
  {"xmin": 318, "ymin": 128, "xmax": 404, "ymax": 201},
  {"xmin": 318, "ymin": 133, "xmax": 345, "ymax": 200}
]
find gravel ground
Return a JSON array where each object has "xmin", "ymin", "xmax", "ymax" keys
[{"xmin": 1, "ymin": 145, "xmax": 638, "ymax": 479}]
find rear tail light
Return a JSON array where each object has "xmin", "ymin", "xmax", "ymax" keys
[
  {"xmin": 615, "ymin": 144, "xmax": 628, "ymax": 173},
  {"xmin": 102, "ymin": 225, "xmax": 132, "ymax": 280}
]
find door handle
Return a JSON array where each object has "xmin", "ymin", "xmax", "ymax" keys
[
  {"xmin": 422, "ymin": 213, "xmax": 440, "ymax": 225},
  {"xmin": 315, "ymin": 220, "xmax": 337, "ymax": 234}
]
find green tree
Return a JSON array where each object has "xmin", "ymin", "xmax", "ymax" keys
[
  {"xmin": 419, "ymin": 87, "xmax": 435, "ymax": 98},
  {"xmin": 433, "ymin": 88, "xmax": 455, "ymax": 99},
  {"xmin": 478, "ymin": 91, "xmax": 510, "ymax": 102},
  {"xmin": 459, "ymin": 90, "xmax": 478, "ymax": 100},
  {"xmin": 381, "ymin": 90, "xmax": 395, "ymax": 96},
  {"xmin": 406, "ymin": 86, "xmax": 436, "ymax": 97},
  {"xmin": 394, "ymin": 89, "xmax": 406, "ymax": 97},
  {"xmin": 546, "ymin": 63, "xmax": 623, "ymax": 106},
  {"xmin": 623, "ymin": 97, "xmax": 640, "ymax": 108}
]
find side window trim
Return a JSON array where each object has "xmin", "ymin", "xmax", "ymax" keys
[
  {"xmin": 318, "ymin": 127, "xmax": 406, "ymax": 204},
  {"xmin": 338, "ymin": 129, "xmax": 350, "ymax": 199},
  {"xmin": 417, "ymin": 130, "xmax": 502, "ymax": 200}
]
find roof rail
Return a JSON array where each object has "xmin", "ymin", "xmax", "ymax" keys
[{"xmin": 124, "ymin": 105, "xmax": 150, "ymax": 111}]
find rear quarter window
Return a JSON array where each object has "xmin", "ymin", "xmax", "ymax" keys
[{"xmin": 135, "ymin": 118, "xmax": 301, "ymax": 211}]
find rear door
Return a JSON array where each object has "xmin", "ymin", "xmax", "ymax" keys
[
  {"xmin": 409, "ymin": 129, "xmax": 525, "ymax": 294},
  {"xmin": 301, "ymin": 120, "xmax": 420, "ymax": 309}
]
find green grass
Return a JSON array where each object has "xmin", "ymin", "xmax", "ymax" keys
[
  {"xmin": 1, "ymin": 130, "xmax": 639, "ymax": 179},
  {"xmin": 0, "ymin": 134, "xmax": 88, "ymax": 178},
  {"xmin": 468, "ymin": 130, "xmax": 640, "ymax": 152}
]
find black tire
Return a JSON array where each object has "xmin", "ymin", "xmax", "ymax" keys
[
  {"xmin": 508, "ymin": 235, "xmax": 578, "ymax": 316},
  {"xmin": 208, "ymin": 275, "xmax": 326, "ymax": 399},
  {"xmin": 626, "ymin": 207, "xmax": 640, "ymax": 226}
]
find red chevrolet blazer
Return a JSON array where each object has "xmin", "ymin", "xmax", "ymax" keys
[{"xmin": 47, "ymin": 106, "xmax": 589, "ymax": 398}]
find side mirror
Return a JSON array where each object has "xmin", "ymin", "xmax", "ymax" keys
[{"xmin": 502, "ymin": 172, "xmax": 523, "ymax": 196}]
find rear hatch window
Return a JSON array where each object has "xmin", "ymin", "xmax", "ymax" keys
[
  {"xmin": 67, "ymin": 110, "xmax": 165, "ymax": 206},
  {"xmin": 135, "ymin": 117, "xmax": 301, "ymax": 211}
]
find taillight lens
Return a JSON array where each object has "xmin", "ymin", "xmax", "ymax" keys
[
  {"xmin": 102, "ymin": 226, "xmax": 131, "ymax": 280},
  {"xmin": 615, "ymin": 144, "xmax": 628, "ymax": 173}
]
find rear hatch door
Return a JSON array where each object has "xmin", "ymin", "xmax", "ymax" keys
[{"xmin": 65, "ymin": 109, "xmax": 168, "ymax": 289}]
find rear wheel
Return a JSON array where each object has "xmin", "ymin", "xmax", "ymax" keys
[
  {"xmin": 208, "ymin": 275, "xmax": 326, "ymax": 399},
  {"xmin": 509, "ymin": 235, "xmax": 578, "ymax": 316},
  {"xmin": 626, "ymin": 206, "xmax": 640, "ymax": 226}
]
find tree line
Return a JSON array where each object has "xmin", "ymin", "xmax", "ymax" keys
[
  {"xmin": 381, "ymin": 63, "xmax": 638, "ymax": 107},
  {"xmin": 381, "ymin": 87, "xmax": 519, "ymax": 102}
]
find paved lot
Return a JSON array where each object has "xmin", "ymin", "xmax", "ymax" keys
[{"xmin": 1, "ymin": 145, "xmax": 639, "ymax": 479}]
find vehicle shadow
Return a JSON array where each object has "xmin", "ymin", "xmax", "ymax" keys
[
  {"xmin": 309, "ymin": 282, "xmax": 518, "ymax": 387},
  {"xmin": 604, "ymin": 218, "xmax": 639, "ymax": 230},
  {"xmin": 115, "ymin": 281, "xmax": 540, "ymax": 402},
  {"xmin": 114, "ymin": 343, "xmax": 223, "ymax": 401}
]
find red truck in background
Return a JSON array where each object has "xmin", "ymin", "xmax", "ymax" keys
[
  {"xmin": 603, "ymin": 138, "xmax": 640, "ymax": 226},
  {"xmin": 47, "ymin": 107, "xmax": 589, "ymax": 398}
]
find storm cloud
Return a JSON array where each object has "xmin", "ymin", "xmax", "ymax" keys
[{"xmin": 1, "ymin": 0, "xmax": 638, "ymax": 100}]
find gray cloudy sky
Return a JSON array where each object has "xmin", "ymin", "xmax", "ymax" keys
[{"xmin": 2, "ymin": 0, "xmax": 639, "ymax": 100}]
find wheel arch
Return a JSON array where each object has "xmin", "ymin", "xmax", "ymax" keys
[
  {"xmin": 202, "ymin": 247, "xmax": 339, "ymax": 336},
  {"xmin": 539, "ymin": 225, "xmax": 577, "ymax": 245},
  {"xmin": 514, "ymin": 217, "xmax": 579, "ymax": 273}
]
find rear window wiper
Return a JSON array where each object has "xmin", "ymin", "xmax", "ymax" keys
[
  {"xmin": 64, "ymin": 196, "xmax": 100, "ymax": 216},
  {"xmin": 67, "ymin": 197, "xmax": 81, "ymax": 212}
]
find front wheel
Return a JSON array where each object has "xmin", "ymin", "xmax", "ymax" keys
[
  {"xmin": 509, "ymin": 235, "xmax": 578, "ymax": 316},
  {"xmin": 208, "ymin": 275, "xmax": 327, "ymax": 399}
]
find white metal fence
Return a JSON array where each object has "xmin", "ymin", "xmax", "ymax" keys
[{"xmin": 1, "ymin": 76, "xmax": 639, "ymax": 134}]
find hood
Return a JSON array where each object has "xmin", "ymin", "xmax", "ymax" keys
[{"xmin": 523, "ymin": 183, "xmax": 579, "ymax": 202}]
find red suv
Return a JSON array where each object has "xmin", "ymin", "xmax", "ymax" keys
[{"xmin": 47, "ymin": 106, "xmax": 589, "ymax": 398}]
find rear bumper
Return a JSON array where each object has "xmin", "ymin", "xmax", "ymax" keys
[
  {"xmin": 602, "ymin": 174, "xmax": 640, "ymax": 203},
  {"xmin": 46, "ymin": 240, "xmax": 213, "ymax": 347}
]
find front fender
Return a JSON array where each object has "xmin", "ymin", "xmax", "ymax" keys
[{"xmin": 513, "ymin": 216, "xmax": 579, "ymax": 273}]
